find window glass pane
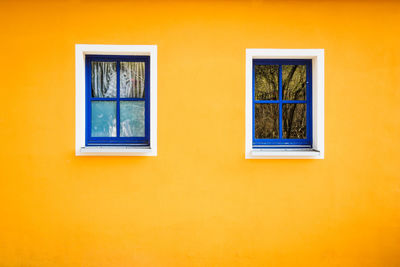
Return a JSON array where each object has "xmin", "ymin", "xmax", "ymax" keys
[
  {"xmin": 282, "ymin": 65, "xmax": 306, "ymax": 100},
  {"xmin": 120, "ymin": 101, "xmax": 145, "ymax": 137},
  {"xmin": 255, "ymin": 65, "xmax": 279, "ymax": 100},
  {"xmin": 255, "ymin": 103, "xmax": 279, "ymax": 139},
  {"xmin": 120, "ymin": 62, "xmax": 145, "ymax": 98},
  {"xmin": 91, "ymin": 62, "xmax": 117, "ymax": 98},
  {"xmin": 91, "ymin": 101, "xmax": 117, "ymax": 137},
  {"xmin": 283, "ymin": 104, "xmax": 306, "ymax": 139}
]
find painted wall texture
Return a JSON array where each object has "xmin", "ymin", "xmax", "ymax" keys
[{"xmin": 1, "ymin": 0, "xmax": 400, "ymax": 266}]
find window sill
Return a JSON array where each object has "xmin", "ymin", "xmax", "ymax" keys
[
  {"xmin": 246, "ymin": 149, "xmax": 322, "ymax": 159},
  {"xmin": 77, "ymin": 146, "xmax": 156, "ymax": 156}
]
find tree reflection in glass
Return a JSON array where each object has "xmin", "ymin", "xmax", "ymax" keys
[{"xmin": 255, "ymin": 104, "xmax": 279, "ymax": 139}]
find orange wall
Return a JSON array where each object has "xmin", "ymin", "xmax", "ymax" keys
[{"xmin": 1, "ymin": 0, "xmax": 400, "ymax": 266}]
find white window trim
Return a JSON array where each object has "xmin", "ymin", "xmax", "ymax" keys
[
  {"xmin": 75, "ymin": 44, "xmax": 157, "ymax": 156},
  {"xmin": 245, "ymin": 49, "xmax": 324, "ymax": 159}
]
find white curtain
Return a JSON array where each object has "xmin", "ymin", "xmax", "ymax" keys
[
  {"xmin": 120, "ymin": 62, "xmax": 145, "ymax": 98},
  {"xmin": 91, "ymin": 62, "xmax": 117, "ymax": 98}
]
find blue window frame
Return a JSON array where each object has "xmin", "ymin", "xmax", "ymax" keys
[
  {"xmin": 85, "ymin": 55, "xmax": 150, "ymax": 146},
  {"xmin": 253, "ymin": 59, "xmax": 312, "ymax": 148}
]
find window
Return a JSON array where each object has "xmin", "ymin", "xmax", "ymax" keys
[
  {"xmin": 246, "ymin": 49, "xmax": 324, "ymax": 159},
  {"xmin": 253, "ymin": 59, "xmax": 312, "ymax": 147},
  {"xmin": 86, "ymin": 55, "xmax": 149, "ymax": 146},
  {"xmin": 76, "ymin": 45, "xmax": 157, "ymax": 156}
]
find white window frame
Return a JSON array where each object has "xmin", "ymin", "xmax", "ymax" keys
[
  {"xmin": 245, "ymin": 49, "xmax": 324, "ymax": 159},
  {"xmin": 75, "ymin": 44, "xmax": 157, "ymax": 156}
]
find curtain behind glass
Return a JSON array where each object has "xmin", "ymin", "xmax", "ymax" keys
[
  {"xmin": 91, "ymin": 62, "xmax": 117, "ymax": 98},
  {"xmin": 120, "ymin": 62, "xmax": 145, "ymax": 98}
]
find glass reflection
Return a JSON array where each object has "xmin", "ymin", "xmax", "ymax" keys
[
  {"xmin": 120, "ymin": 101, "xmax": 145, "ymax": 137},
  {"xmin": 282, "ymin": 65, "xmax": 306, "ymax": 100},
  {"xmin": 255, "ymin": 65, "xmax": 279, "ymax": 100},
  {"xmin": 255, "ymin": 103, "xmax": 279, "ymax": 139},
  {"xmin": 91, "ymin": 101, "xmax": 117, "ymax": 137},
  {"xmin": 283, "ymin": 104, "xmax": 306, "ymax": 139}
]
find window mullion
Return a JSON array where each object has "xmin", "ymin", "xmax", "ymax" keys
[
  {"xmin": 281, "ymin": 100, "xmax": 307, "ymax": 104},
  {"xmin": 116, "ymin": 61, "xmax": 121, "ymax": 138},
  {"xmin": 279, "ymin": 65, "xmax": 283, "ymax": 139},
  {"xmin": 254, "ymin": 100, "xmax": 280, "ymax": 104}
]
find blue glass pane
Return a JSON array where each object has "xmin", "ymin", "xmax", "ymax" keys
[
  {"xmin": 91, "ymin": 101, "xmax": 116, "ymax": 137},
  {"xmin": 120, "ymin": 101, "xmax": 145, "ymax": 137}
]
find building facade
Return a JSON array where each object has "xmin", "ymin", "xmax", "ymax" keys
[{"xmin": 1, "ymin": 0, "xmax": 400, "ymax": 266}]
